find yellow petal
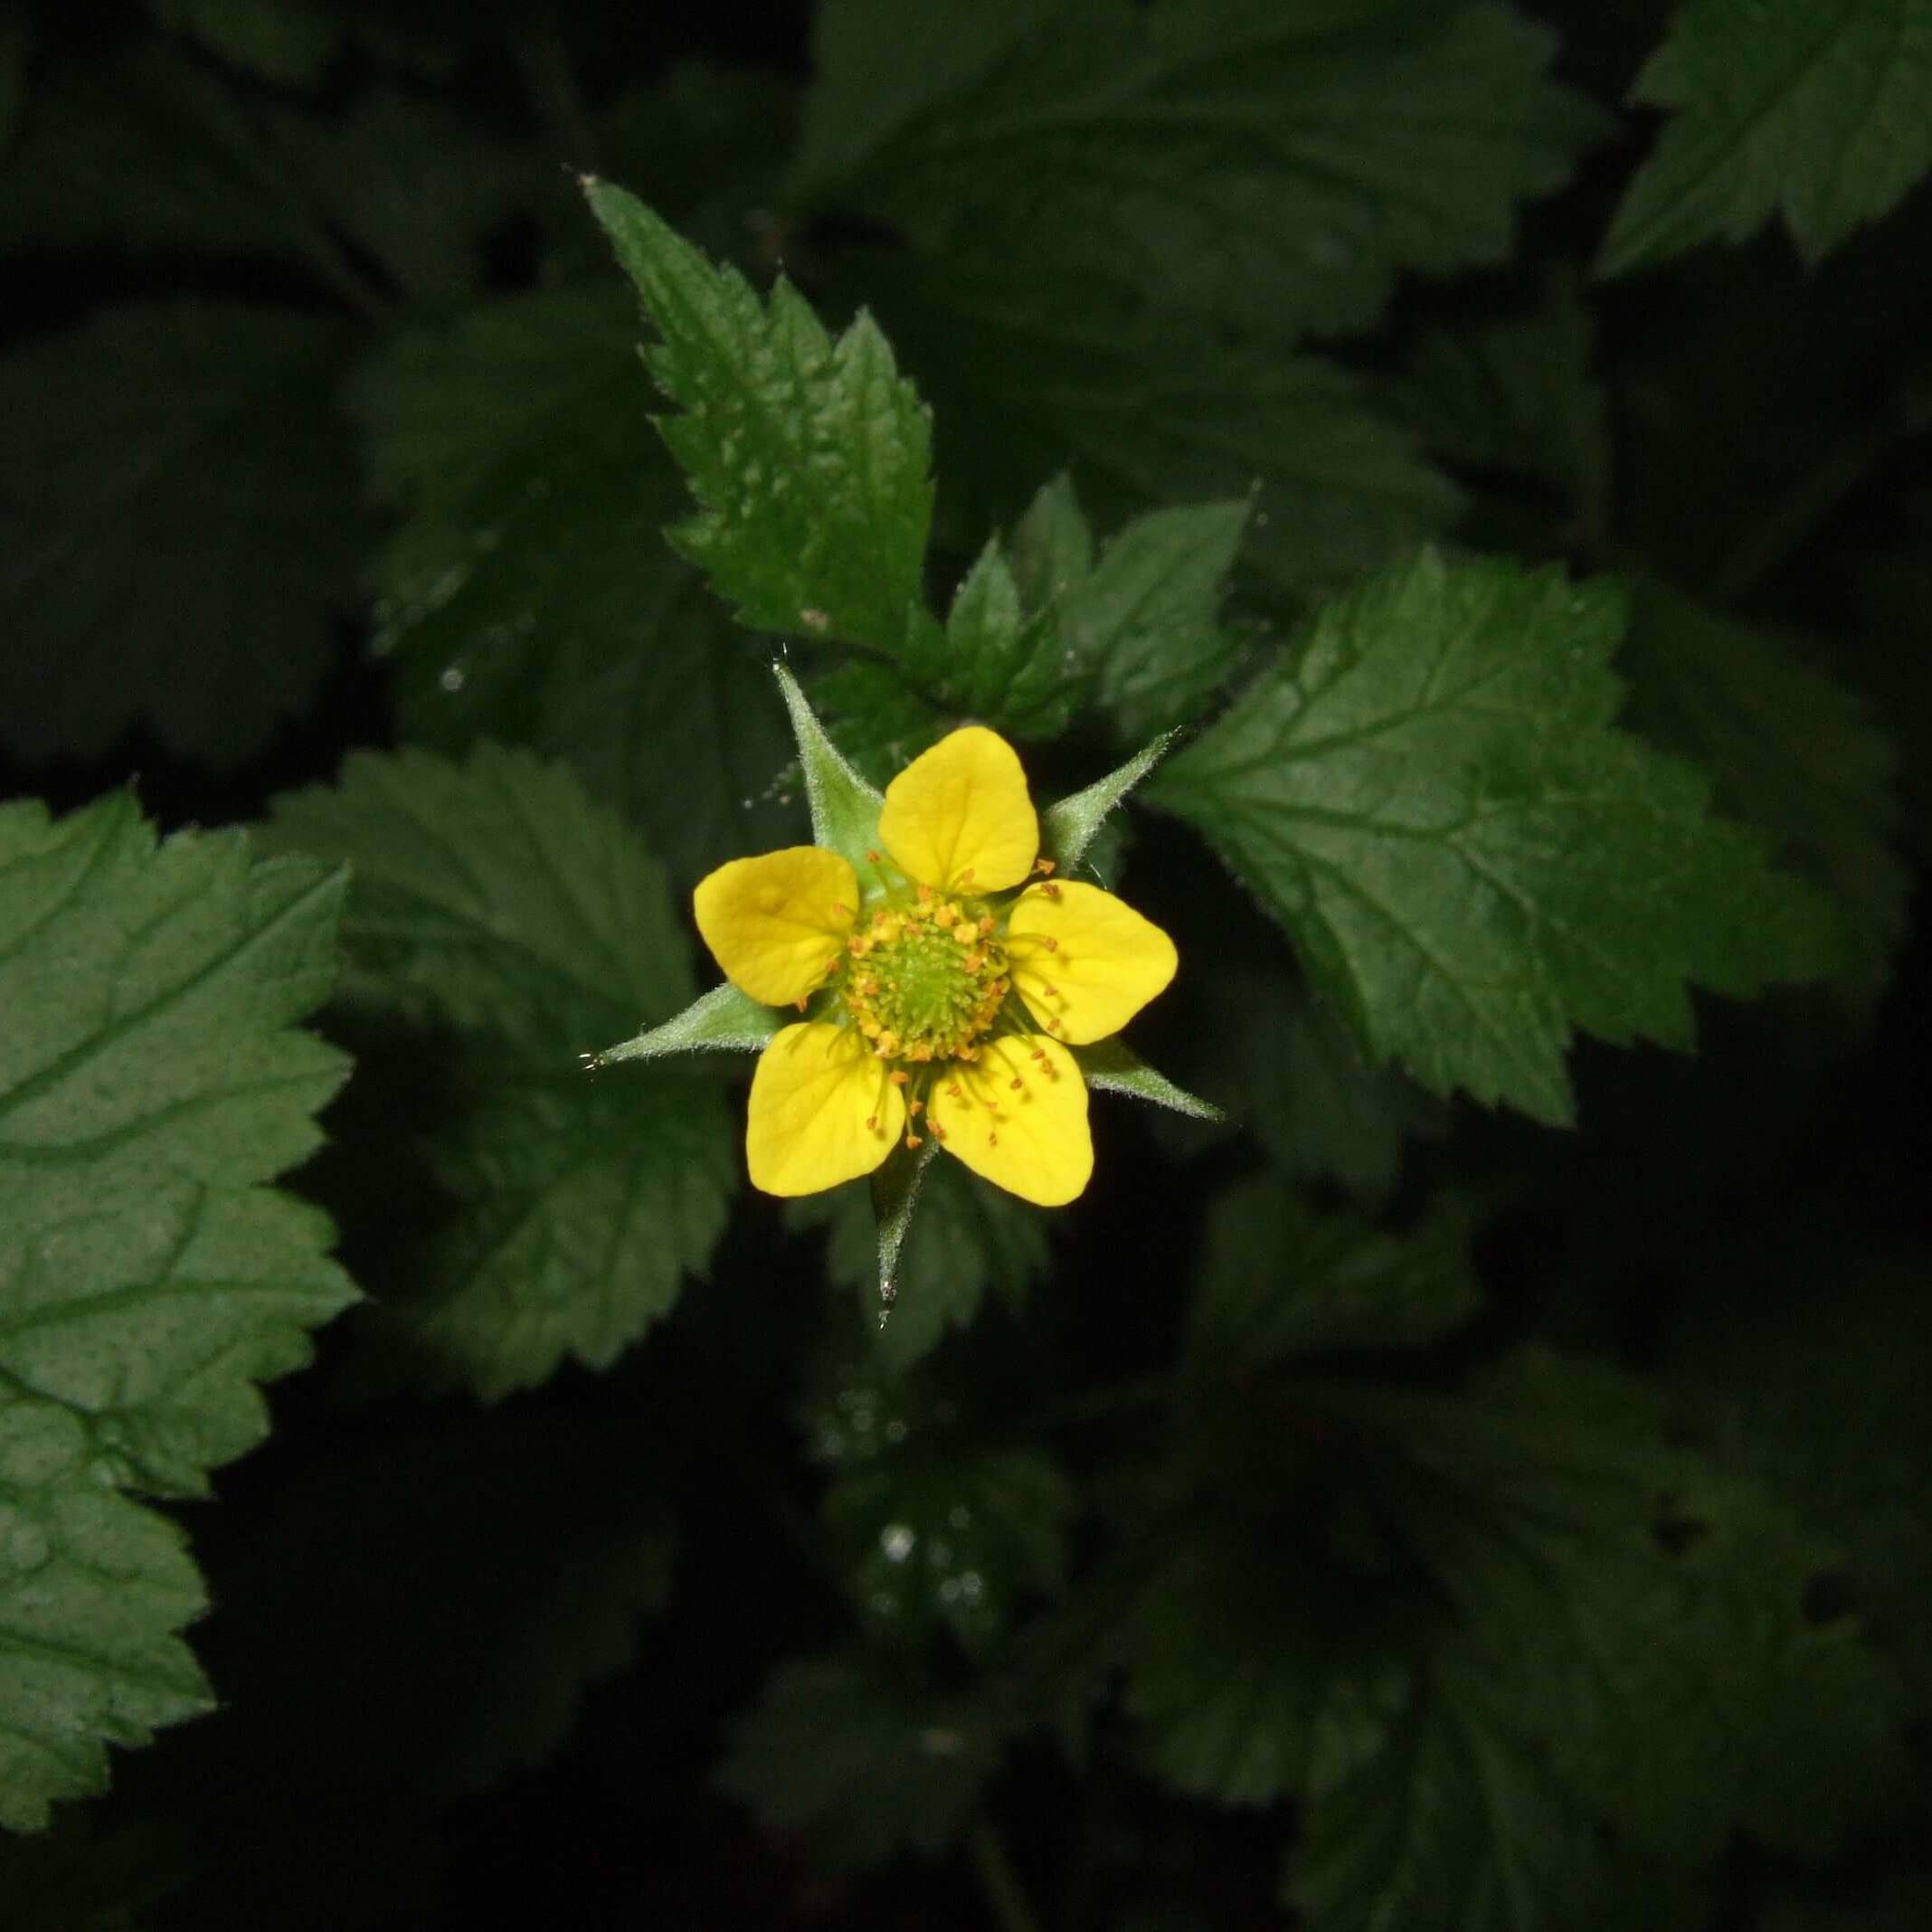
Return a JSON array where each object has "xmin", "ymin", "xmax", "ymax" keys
[
  {"xmin": 1006, "ymin": 881, "xmax": 1178, "ymax": 1045},
  {"xmin": 692, "ymin": 847, "xmax": 857, "ymax": 1007},
  {"xmin": 930, "ymin": 1034, "xmax": 1091, "ymax": 1206},
  {"xmin": 877, "ymin": 725, "xmax": 1038, "ymax": 892},
  {"xmin": 746, "ymin": 1022, "xmax": 904, "ymax": 1196}
]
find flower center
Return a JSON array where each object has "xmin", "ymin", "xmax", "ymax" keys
[{"xmin": 840, "ymin": 893, "xmax": 1009, "ymax": 1063}]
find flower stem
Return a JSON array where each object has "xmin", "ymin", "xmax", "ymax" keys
[{"xmin": 968, "ymin": 1819, "xmax": 1045, "ymax": 1932}]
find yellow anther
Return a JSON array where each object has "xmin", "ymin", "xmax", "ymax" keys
[
  {"xmin": 905, "ymin": 1132, "xmax": 923, "ymax": 1150},
  {"xmin": 909, "ymin": 1097, "xmax": 924, "ymax": 1115},
  {"xmin": 1035, "ymin": 857, "xmax": 1056, "ymax": 876},
  {"xmin": 1009, "ymin": 1076, "xmax": 1023, "ymax": 1091},
  {"xmin": 889, "ymin": 1069, "xmax": 909, "ymax": 1085},
  {"xmin": 978, "ymin": 915, "xmax": 995, "ymax": 934}
]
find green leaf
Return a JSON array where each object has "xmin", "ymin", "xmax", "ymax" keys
[
  {"xmin": 0, "ymin": 302, "xmax": 362, "ymax": 770},
  {"xmin": 715, "ymin": 1652, "xmax": 1005, "ymax": 1870},
  {"xmin": 1190, "ymin": 1185, "xmax": 1481, "ymax": 1368},
  {"xmin": 355, "ymin": 288, "xmax": 796, "ymax": 886},
  {"xmin": 793, "ymin": 1156, "xmax": 1047, "ymax": 1372},
  {"xmin": 1059, "ymin": 498, "xmax": 1250, "ymax": 742},
  {"xmin": 1179, "ymin": 966, "xmax": 1444, "ymax": 1205},
  {"xmin": 0, "ymin": 43, "xmax": 323, "ymax": 265},
  {"xmin": 153, "ymin": 0, "xmax": 341, "ymax": 90},
  {"xmin": 268, "ymin": 746, "xmax": 734, "ymax": 1401},
  {"xmin": 262, "ymin": 89, "xmax": 530, "ymax": 304},
  {"xmin": 592, "ymin": 980, "xmax": 785, "ymax": 1063},
  {"xmin": 1620, "ymin": 581, "xmax": 1907, "ymax": 1010},
  {"xmin": 0, "ymin": 793, "xmax": 355, "ymax": 1829},
  {"xmin": 863, "ymin": 258, "xmax": 1459, "ymax": 604},
  {"xmin": 872, "ymin": 1138, "xmax": 942, "ymax": 1311},
  {"xmin": 823, "ymin": 1440, "xmax": 1075, "ymax": 1654},
  {"xmin": 1387, "ymin": 271, "xmax": 1611, "ymax": 552},
  {"xmin": 1286, "ymin": 1657, "xmax": 1708, "ymax": 1932},
  {"xmin": 1668, "ymin": 1243, "xmax": 1932, "ymax": 1717},
  {"xmin": 922, "ymin": 537, "xmax": 1078, "ymax": 736},
  {"xmin": 1599, "ymin": 0, "xmax": 1932, "ymax": 275},
  {"xmin": 1302, "ymin": 1353, "xmax": 1908, "ymax": 1863},
  {"xmin": 0, "ymin": 48, "xmax": 524, "ymax": 302},
  {"xmin": 774, "ymin": 659, "xmax": 886, "ymax": 868},
  {"xmin": 797, "ymin": 0, "xmax": 1608, "ymax": 342},
  {"xmin": 1068, "ymin": 1038, "xmax": 1220, "ymax": 1122},
  {"xmin": 1126, "ymin": 1504, "xmax": 1416, "ymax": 1808},
  {"xmin": 1152, "ymin": 549, "xmax": 1836, "ymax": 1124},
  {"xmin": 1042, "ymin": 734, "xmax": 1178, "ymax": 875},
  {"xmin": 585, "ymin": 178, "xmax": 935, "ymax": 658}
]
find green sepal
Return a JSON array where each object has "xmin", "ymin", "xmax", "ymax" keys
[
  {"xmin": 1071, "ymin": 1037, "xmax": 1221, "ymax": 1122},
  {"xmin": 775, "ymin": 660, "xmax": 885, "ymax": 871},
  {"xmin": 589, "ymin": 980, "xmax": 782, "ymax": 1065},
  {"xmin": 1041, "ymin": 731, "xmax": 1177, "ymax": 873},
  {"xmin": 870, "ymin": 1138, "xmax": 941, "ymax": 1307}
]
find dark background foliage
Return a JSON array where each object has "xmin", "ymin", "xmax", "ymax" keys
[{"xmin": 1, "ymin": 1, "xmax": 1927, "ymax": 1927}]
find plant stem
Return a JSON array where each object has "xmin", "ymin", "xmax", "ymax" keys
[{"xmin": 968, "ymin": 1819, "xmax": 1046, "ymax": 1932}]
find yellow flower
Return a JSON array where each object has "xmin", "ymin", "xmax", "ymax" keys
[{"xmin": 692, "ymin": 725, "xmax": 1178, "ymax": 1206}]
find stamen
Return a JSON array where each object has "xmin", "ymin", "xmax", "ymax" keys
[
  {"xmin": 866, "ymin": 1115, "xmax": 878, "ymax": 1132},
  {"xmin": 957, "ymin": 867, "xmax": 975, "ymax": 885},
  {"xmin": 905, "ymin": 1132, "xmax": 923, "ymax": 1149},
  {"xmin": 908, "ymin": 1098, "xmax": 924, "ymax": 1115},
  {"xmin": 987, "ymin": 1132, "xmax": 999, "ymax": 1148},
  {"xmin": 866, "ymin": 849, "xmax": 884, "ymax": 864},
  {"xmin": 1042, "ymin": 936, "xmax": 1058, "ymax": 952},
  {"xmin": 889, "ymin": 1070, "xmax": 909, "ymax": 1085},
  {"xmin": 1042, "ymin": 882, "xmax": 1062, "ymax": 900},
  {"xmin": 794, "ymin": 997, "xmax": 808, "ymax": 1011},
  {"xmin": 1035, "ymin": 857, "xmax": 1056, "ymax": 876},
  {"xmin": 1009, "ymin": 1076, "xmax": 1024, "ymax": 1091}
]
